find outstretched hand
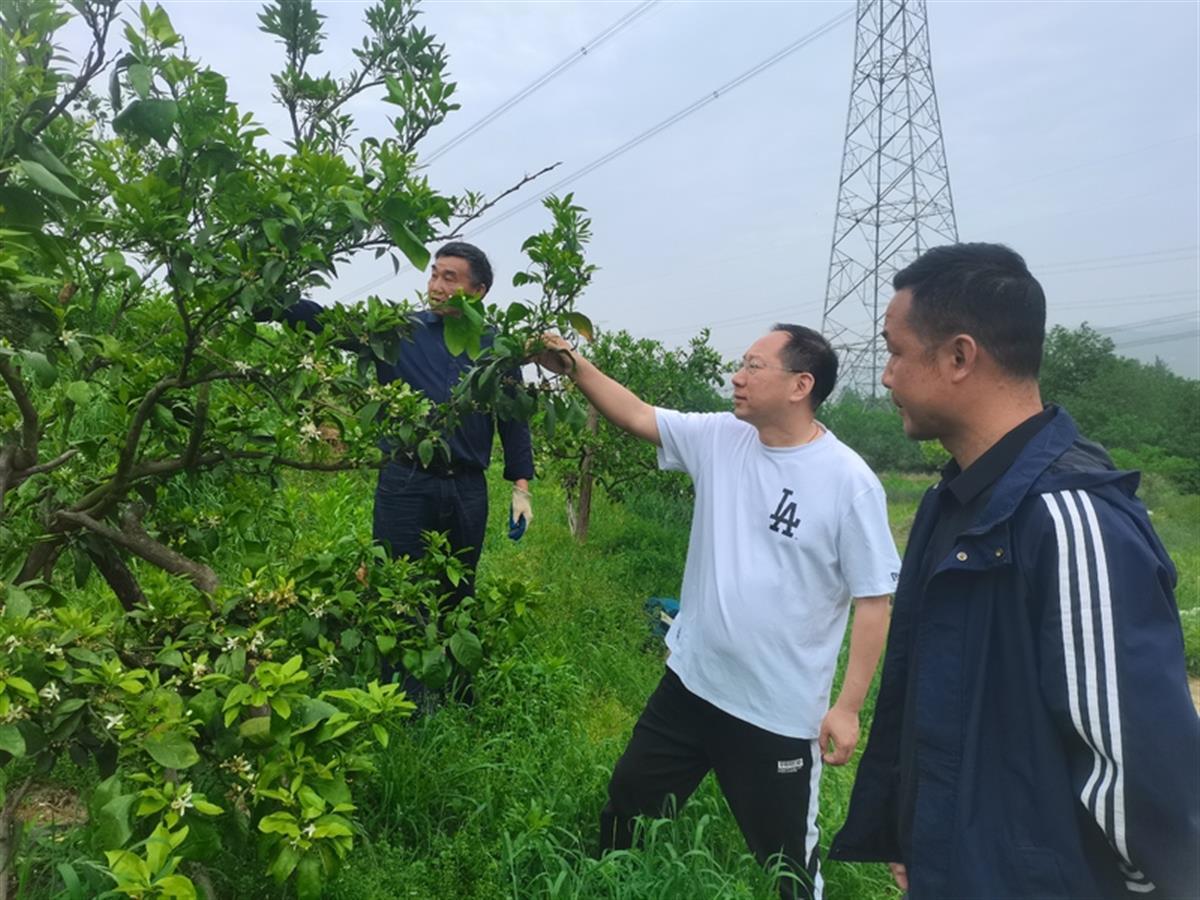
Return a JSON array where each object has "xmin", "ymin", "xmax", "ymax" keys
[{"xmin": 530, "ymin": 332, "xmax": 576, "ymax": 375}]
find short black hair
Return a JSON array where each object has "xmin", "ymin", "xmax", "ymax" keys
[
  {"xmin": 892, "ymin": 243, "xmax": 1046, "ymax": 379},
  {"xmin": 771, "ymin": 323, "xmax": 838, "ymax": 410},
  {"xmin": 434, "ymin": 242, "xmax": 493, "ymax": 294}
]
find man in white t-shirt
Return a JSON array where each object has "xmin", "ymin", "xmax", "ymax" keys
[{"xmin": 536, "ymin": 324, "xmax": 900, "ymax": 900}]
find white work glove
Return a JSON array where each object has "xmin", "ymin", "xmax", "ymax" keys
[{"xmin": 508, "ymin": 486, "xmax": 533, "ymax": 541}]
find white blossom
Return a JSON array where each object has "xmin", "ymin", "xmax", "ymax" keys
[
  {"xmin": 300, "ymin": 422, "xmax": 322, "ymax": 443},
  {"xmin": 38, "ymin": 681, "xmax": 61, "ymax": 703},
  {"xmin": 170, "ymin": 784, "xmax": 194, "ymax": 815},
  {"xmin": 103, "ymin": 712, "xmax": 125, "ymax": 731}
]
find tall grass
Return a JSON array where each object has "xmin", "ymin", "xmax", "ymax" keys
[{"xmin": 13, "ymin": 462, "xmax": 1193, "ymax": 898}]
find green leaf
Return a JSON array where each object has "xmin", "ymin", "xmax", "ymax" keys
[
  {"xmin": 379, "ymin": 200, "xmax": 429, "ymax": 270},
  {"xmin": 258, "ymin": 811, "xmax": 300, "ymax": 836},
  {"xmin": 297, "ymin": 697, "xmax": 339, "ymax": 726},
  {"xmin": 105, "ymin": 849, "xmax": 151, "ymax": 886},
  {"xmin": 3, "ymin": 585, "xmax": 31, "ymax": 619},
  {"xmin": 239, "ymin": 715, "xmax": 271, "ymax": 741},
  {"xmin": 568, "ymin": 312, "xmax": 595, "ymax": 342},
  {"xmin": 374, "ymin": 634, "xmax": 396, "ymax": 655},
  {"xmin": 0, "ymin": 724, "xmax": 25, "ymax": 758},
  {"xmin": 296, "ymin": 855, "xmax": 323, "ymax": 900},
  {"xmin": 113, "ymin": 99, "xmax": 179, "ymax": 147},
  {"xmin": 262, "ymin": 219, "xmax": 283, "ymax": 247},
  {"xmin": 65, "ymin": 381, "xmax": 91, "ymax": 404},
  {"xmin": 267, "ymin": 843, "xmax": 300, "ymax": 883},
  {"xmin": 371, "ymin": 723, "xmax": 388, "ymax": 747},
  {"xmin": 356, "ymin": 400, "xmax": 381, "ymax": 430},
  {"xmin": 142, "ymin": 731, "xmax": 199, "ymax": 769},
  {"xmin": 442, "ymin": 313, "xmax": 475, "ymax": 359},
  {"xmin": 95, "ymin": 793, "xmax": 136, "ymax": 849},
  {"xmin": 154, "ymin": 874, "xmax": 197, "ymax": 899},
  {"xmin": 448, "ymin": 630, "xmax": 483, "ymax": 672},
  {"xmin": 191, "ymin": 798, "xmax": 223, "ymax": 816},
  {"xmin": 25, "ymin": 142, "xmax": 72, "ymax": 179},
  {"xmin": 339, "ymin": 628, "xmax": 361, "ymax": 651},
  {"xmin": 416, "ymin": 438, "xmax": 433, "ymax": 468},
  {"xmin": 128, "ymin": 64, "xmax": 153, "ymax": 99},
  {"xmin": 18, "ymin": 350, "xmax": 57, "ymax": 387},
  {"xmin": 17, "ymin": 160, "xmax": 79, "ymax": 201},
  {"xmin": 0, "ymin": 185, "xmax": 45, "ymax": 229}
]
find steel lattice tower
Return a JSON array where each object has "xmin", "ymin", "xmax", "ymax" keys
[{"xmin": 822, "ymin": 0, "xmax": 958, "ymax": 398}]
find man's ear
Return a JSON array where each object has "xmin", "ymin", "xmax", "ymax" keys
[
  {"xmin": 792, "ymin": 371, "xmax": 815, "ymax": 403},
  {"xmin": 948, "ymin": 334, "xmax": 979, "ymax": 384}
]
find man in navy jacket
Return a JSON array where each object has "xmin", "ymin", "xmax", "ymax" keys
[
  {"xmin": 830, "ymin": 243, "xmax": 1199, "ymax": 898},
  {"xmin": 279, "ymin": 243, "xmax": 534, "ymax": 605}
]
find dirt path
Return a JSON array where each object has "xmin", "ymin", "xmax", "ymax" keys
[{"xmin": 1191, "ymin": 676, "xmax": 1200, "ymax": 714}]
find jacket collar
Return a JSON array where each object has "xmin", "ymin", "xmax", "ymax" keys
[{"xmin": 958, "ymin": 406, "xmax": 1082, "ymax": 538}]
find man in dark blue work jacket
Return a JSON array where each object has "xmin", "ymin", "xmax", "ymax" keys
[
  {"xmin": 281, "ymin": 242, "xmax": 534, "ymax": 608},
  {"xmin": 830, "ymin": 243, "xmax": 1199, "ymax": 898}
]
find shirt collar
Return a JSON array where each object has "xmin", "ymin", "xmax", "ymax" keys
[{"xmin": 940, "ymin": 406, "xmax": 1056, "ymax": 505}]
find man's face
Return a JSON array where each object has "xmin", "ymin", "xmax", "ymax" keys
[
  {"xmin": 730, "ymin": 331, "xmax": 805, "ymax": 424},
  {"xmin": 427, "ymin": 255, "xmax": 482, "ymax": 313},
  {"xmin": 881, "ymin": 289, "xmax": 954, "ymax": 441}
]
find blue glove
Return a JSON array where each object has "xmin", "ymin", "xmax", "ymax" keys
[{"xmin": 508, "ymin": 486, "xmax": 532, "ymax": 541}]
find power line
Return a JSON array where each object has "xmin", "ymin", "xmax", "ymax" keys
[
  {"xmin": 1112, "ymin": 329, "xmax": 1200, "ymax": 351},
  {"xmin": 423, "ymin": 1, "xmax": 661, "ymax": 166},
  {"xmin": 1035, "ymin": 245, "xmax": 1198, "ymax": 272},
  {"xmin": 334, "ymin": 6, "xmax": 853, "ymax": 303},
  {"xmin": 1054, "ymin": 289, "xmax": 1198, "ymax": 311},
  {"xmin": 1095, "ymin": 312, "xmax": 1199, "ymax": 334},
  {"xmin": 464, "ymin": 7, "xmax": 854, "ymax": 240}
]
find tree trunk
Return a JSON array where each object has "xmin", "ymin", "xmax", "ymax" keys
[
  {"xmin": 86, "ymin": 542, "xmax": 147, "ymax": 611},
  {"xmin": 0, "ymin": 776, "xmax": 34, "ymax": 900},
  {"xmin": 573, "ymin": 405, "xmax": 599, "ymax": 542}
]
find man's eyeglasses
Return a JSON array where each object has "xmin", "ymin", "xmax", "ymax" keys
[{"xmin": 738, "ymin": 357, "xmax": 801, "ymax": 375}]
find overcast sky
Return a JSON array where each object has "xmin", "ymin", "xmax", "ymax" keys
[{"xmin": 65, "ymin": 0, "xmax": 1200, "ymax": 378}]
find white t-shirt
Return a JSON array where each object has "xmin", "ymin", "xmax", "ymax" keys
[{"xmin": 656, "ymin": 409, "xmax": 900, "ymax": 739}]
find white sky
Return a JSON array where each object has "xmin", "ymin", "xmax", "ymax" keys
[{"xmin": 64, "ymin": 0, "xmax": 1200, "ymax": 378}]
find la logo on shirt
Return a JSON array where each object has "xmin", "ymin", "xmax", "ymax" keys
[{"xmin": 769, "ymin": 487, "xmax": 802, "ymax": 538}]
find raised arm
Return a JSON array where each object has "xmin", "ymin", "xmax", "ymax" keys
[{"xmin": 535, "ymin": 334, "xmax": 660, "ymax": 446}]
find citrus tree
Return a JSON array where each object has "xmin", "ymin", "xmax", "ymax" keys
[{"xmin": 0, "ymin": 1, "xmax": 591, "ymax": 896}]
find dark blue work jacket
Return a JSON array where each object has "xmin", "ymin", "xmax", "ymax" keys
[{"xmin": 831, "ymin": 407, "xmax": 1200, "ymax": 899}]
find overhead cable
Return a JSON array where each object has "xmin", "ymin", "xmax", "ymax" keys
[{"xmin": 423, "ymin": 1, "xmax": 661, "ymax": 165}]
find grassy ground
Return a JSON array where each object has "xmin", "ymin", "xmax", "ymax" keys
[
  {"xmin": 182, "ymin": 469, "xmax": 895, "ymax": 899},
  {"xmin": 7, "ymin": 465, "xmax": 1196, "ymax": 898}
]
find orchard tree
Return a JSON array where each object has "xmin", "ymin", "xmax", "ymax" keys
[{"xmin": 0, "ymin": 1, "xmax": 591, "ymax": 896}]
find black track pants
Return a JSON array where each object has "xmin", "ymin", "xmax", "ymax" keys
[{"xmin": 599, "ymin": 668, "xmax": 824, "ymax": 900}]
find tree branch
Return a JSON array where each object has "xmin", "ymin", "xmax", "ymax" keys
[
  {"xmin": 434, "ymin": 163, "xmax": 562, "ymax": 241},
  {"xmin": 28, "ymin": 1, "xmax": 119, "ymax": 138},
  {"xmin": 183, "ymin": 383, "xmax": 210, "ymax": 469},
  {"xmin": 56, "ymin": 509, "xmax": 219, "ymax": 594},
  {"xmin": 0, "ymin": 358, "xmax": 38, "ymax": 456}
]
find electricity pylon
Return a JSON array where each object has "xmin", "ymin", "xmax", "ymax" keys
[{"xmin": 822, "ymin": 0, "xmax": 958, "ymax": 398}]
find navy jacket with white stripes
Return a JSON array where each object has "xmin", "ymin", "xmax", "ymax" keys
[{"xmin": 830, "ymin": 406, "xmax": 1200, "ymax": 899}]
